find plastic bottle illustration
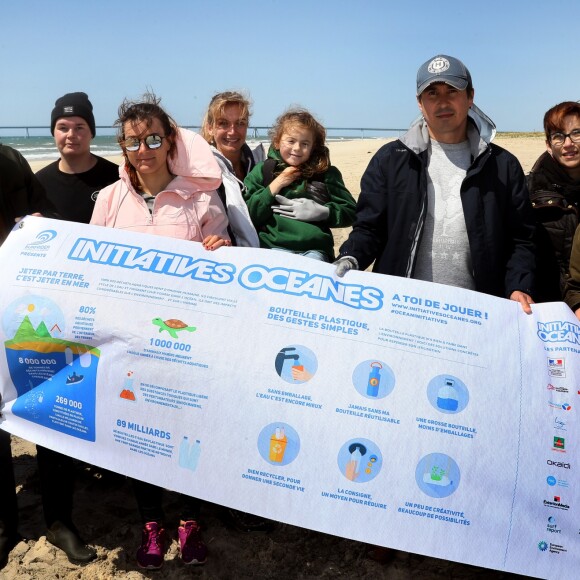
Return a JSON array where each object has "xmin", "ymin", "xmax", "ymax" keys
[
  {"xmin": 179, "ymin": 436, "xmax": 190, "ymax": 468},
  {"xmin": 269, "ymin": 427, "xmax": 288, "ymax": 462},
  {"xmin": 351, "ymin": 446, "xmax": 362, "ymax": 473},
  {"xmin": 188, "ymin": 439, "xmax": 201, "ymax": 471},
  {"xmin": 437, "ymin": 378, "xmax": 459, "ymax": 411},
  {"xmin": 366, "ymin": 362, "xmax": 382, "ymax": 397}
]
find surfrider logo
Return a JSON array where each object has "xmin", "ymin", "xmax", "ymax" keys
[
  {"xmin": 428, "ymin": 57, "xmax": 450, "ymax": 74},
  {"xmin": 26, "ymin": 230, "xmax": 57, "ymax": 246}
]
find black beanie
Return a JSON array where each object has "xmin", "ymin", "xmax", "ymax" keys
[{"xmin": 50, "ymin": 92, "xmax": 96, "ymax": 137}]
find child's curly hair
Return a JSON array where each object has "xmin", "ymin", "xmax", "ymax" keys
[{"xmin": 269, "ymin": 107, "xmax": 330, "ymax": 178}]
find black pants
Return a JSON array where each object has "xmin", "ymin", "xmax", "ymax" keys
[
  {"xmin": 132, "ymin": 479, "xmax": 200, "ymax": 524},
  {"xmin": 0, "ymin": 431, "xmax": 18, "ymax": 538},
  {"xmin": 36, "ymin": 446, "xmax": 74, "ymax": 528}
]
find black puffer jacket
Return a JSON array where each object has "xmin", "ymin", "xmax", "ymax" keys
[
  {"xmin": 527, "ymin": 151, "xmax": 580, "ymax": 302},
  {"xmin": 0, "ymin": 144, "xmax": 58, "ymax": 243}
]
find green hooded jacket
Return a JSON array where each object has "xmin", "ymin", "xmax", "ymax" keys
[{"xmin": 243, "ymin": 147, "xmax": 356, "ymax": 259}]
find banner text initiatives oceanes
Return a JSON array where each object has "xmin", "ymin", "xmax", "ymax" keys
[{"xmin": 69, "ymin": 238, "xmax": 383, "ymax": 310}]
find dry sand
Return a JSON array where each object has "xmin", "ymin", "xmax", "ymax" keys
[{"xmin": 2, "ymin": 136, "xmax": 543, "ymax": 579}]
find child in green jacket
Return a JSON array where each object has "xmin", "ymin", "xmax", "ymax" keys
[{"xmin": 243, "ymin": 108, "xmax": 356, "ymax": 261}]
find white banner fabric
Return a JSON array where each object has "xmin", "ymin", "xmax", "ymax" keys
[{"xmin": 0, "ymin": 216, "xmax": 578, "ymax": 579}]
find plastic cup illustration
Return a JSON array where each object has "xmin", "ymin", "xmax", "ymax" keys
[
  {"xmin": 292, "ymin": 358, "xmax": 304, "ymax": 379},
  {"xmin": 269, "ymin": 427, "xmax": 288, "ymax": 463}
]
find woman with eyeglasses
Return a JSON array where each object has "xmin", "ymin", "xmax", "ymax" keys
[
  {"xmin": 200, "ymin": 91, "xmax": 265, "ymax": 247},
  {"xmin": 91, "ymin": 93, "xmax": 227, "ymax": 569},
  {"xmin": 527, "ymin": 101, "xmax": 580, "ymax": 302},
  {"xmin": 91, "ymin": 93, "xmax": 230, "ymax": 251}
]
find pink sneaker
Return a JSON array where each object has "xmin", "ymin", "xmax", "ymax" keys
[
  {"xmin": 178, "ymin": 520, "xmax": 207, "ymax": 565},
  {"xmin": 136, "ymin": 522, "xmax": 165, "ymax": 570}
]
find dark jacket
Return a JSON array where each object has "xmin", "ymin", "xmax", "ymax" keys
[
  {"xmin": 527, "ymin": 151, "xmax": 580, "ymax": 302},
  {"xmin": 564, "ymin": 226, "xmax": 580, "ymax": 313},
  {"xmin": 339, "ymin": 107, "xmax": 535, "ymax": 299},
  {"xmin": 0, "ymin": 144, "xmax": 58, "ymax": 243}
]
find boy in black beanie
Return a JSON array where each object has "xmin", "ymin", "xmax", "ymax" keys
[{"xmin": 37, "ymin": 91, "xmax": 118, "ymax": 223}]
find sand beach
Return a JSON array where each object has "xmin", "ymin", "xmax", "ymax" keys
[{"xmin": 2, "ymin": 135, "xmax": 545, "ymax": 579}]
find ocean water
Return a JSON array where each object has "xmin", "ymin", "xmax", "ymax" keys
[
  {"xmin": 0, "ymin": 128, "xmax": 399, "ymax": 163},
  {"xmin": 0, "ymin": 135, "xmax": 122, "ymax": 162}
]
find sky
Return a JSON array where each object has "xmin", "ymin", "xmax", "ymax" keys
[{"xmin": 1, "ymin": 0, "xmax": 579, "ymax": 134}]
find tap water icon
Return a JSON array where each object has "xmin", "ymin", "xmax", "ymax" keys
[{"xmin": 274, "ymin": 345, "xmax": 317, "ymax": 384}]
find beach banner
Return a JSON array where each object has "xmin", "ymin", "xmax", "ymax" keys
[{"xmin": 0, "ymin": 216, "xmax": 578, "ymax": 578}]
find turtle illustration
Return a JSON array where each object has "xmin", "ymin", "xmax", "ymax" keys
[{"xmin": 152, "ymin": 317, "xmax": 196, "ymax": 339}]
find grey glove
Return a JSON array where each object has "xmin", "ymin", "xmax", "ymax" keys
[
  {"xmin": 334, "ymin": 256, "xmax": 359, "ymax": 277},
  {"xmin": 273, "ymin": 195, "xmax": 330, "ymax": 222}
]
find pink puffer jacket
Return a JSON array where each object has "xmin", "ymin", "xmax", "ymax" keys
[{"xmin": 90, "ymin": 128, "xmax": 229, "ymax": 242}]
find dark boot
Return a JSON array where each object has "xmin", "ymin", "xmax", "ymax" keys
[
  {"xmin": 0, "ymin": 520, "xmax": 19, "ymax": 570},
  {"xmin": 46, "ymin": 520, "xmax": 96, "ymax": 563},
  {"xmin": 0, "ymin": 431, "xmax": 18, "ymax": 570}
]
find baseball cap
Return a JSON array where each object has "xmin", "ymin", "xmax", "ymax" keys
[{"xmin": 416, "ymin": 55, "xmax": 471, "ymax": 96}]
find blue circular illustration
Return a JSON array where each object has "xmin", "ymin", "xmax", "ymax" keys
[
  {"xmin": 352, "ymin": 359, "xmax": 395, "ymax": 399},
  {"xmin": 426, "ymin": 375, "xmax": 469, "ymax": 414},
  {"xmin": 257, "ymin": 422, "xmax": 300, "ymax": 466},
  {"xmin": 274, "ymin": 344, "xmax": 317, "ymax": 384},
  {"xmin": 2, "ymin": 295, "xmax": 66, "ymax": 339},
  {"xmin": 337, "ymin": 438, "xmax": 382, "ymax": 483},
  {"xmin": 546, "ymin": 476, "xmax": 557, "ymax": 486},
  {"xmin": 415, "ymin": 453, "xmax": 461, "ymax": 498}
]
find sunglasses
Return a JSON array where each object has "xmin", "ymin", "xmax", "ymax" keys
[{"xmin": 123, "ymin": 134, "xmax": 165, "ymax": 152}]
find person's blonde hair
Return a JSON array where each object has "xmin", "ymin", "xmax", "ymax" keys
[
  {"xmin": 270, "ymin": 107, "xmax": 330, "ymax": 177},
  {"xmin": 201, "ymin": 91, "xmax": 251, "ymax": 144}
]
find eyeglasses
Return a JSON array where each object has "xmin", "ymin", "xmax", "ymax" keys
[
  {"xmin": 122, "ymin": 134, "xmax": 165, "ymax": 152},
  {"xmin": 549, "ymin": 129, "xmax": 580, "ymax": 146}
]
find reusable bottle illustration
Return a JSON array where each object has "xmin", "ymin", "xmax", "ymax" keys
[
  {"xmin": 367, "ymin": 362, "xmax": 382, "ymax": 397},
  {"xmin": 352, "ymin": 359, "xmax": 395, "ymax": 399}
]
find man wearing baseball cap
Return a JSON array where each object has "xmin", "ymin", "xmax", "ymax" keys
[
  {"xmin": 336, "ymin": 54, "xmax": 535, "ymax": 314},
  {"xmin": 36, "ymin": 92, "xmax": 118, "ymax": 223}
]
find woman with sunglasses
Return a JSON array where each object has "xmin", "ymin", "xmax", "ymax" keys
[
  {"xmin": 200, "ymin": 91, "xmax": 265, "ymax": 247},
  {"xmin": 527, "ymin": 101, "xmax": 580, "ymax": 302},
  {"xmin": 91, "ymin": 93, "xmax": 227, "ymax": 569},
  {"xmin": 91, "ymin": 93, "xmax": 230, "ymax": 251}
]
